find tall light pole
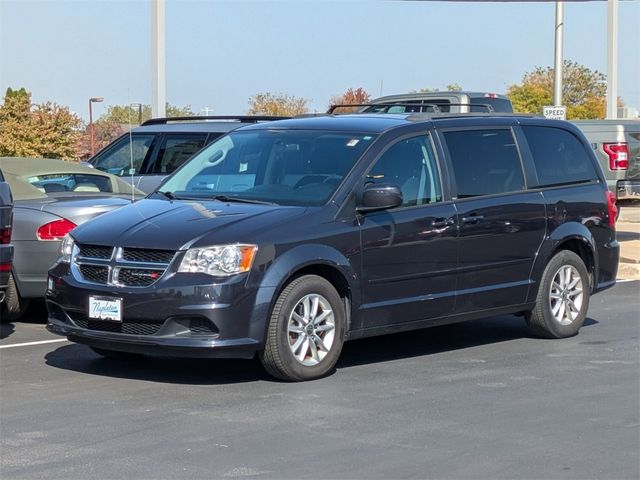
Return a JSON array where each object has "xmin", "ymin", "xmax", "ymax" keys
[
  {"xmin": 152, "ymin": 0, "xmax": 166, "ymax": 119},
  {"xmin": 606, "ymin": 0, "xmax": 619, "ymax": 119},
  {"xmin": 553, "ymin": 1, "xmax": 564, "ymax": 107},
  {"xmin": 88, "ymin": 97, "xmax": 104, "ymax": 157}
]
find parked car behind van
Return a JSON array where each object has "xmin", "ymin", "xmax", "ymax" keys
[
  {"xmin": 89, "ymin": 116, "xmax": 287, "ymax": 193},
  {"xmin": 358, "ymin": 91, "xmax": 513, "ymax": 114},
  {"xmin": 0, "ymin": 168, "xmax": 13, "ymax": 305},
  {"xmin": 571, "ymin": 120, "xmax": 640, "ymax": 203},
  {"xmin": 47, "ymin": 112, "xmax": 619, "ymax": 381}
]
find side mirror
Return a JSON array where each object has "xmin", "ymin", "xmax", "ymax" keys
[{"xmin": 357, "ymin": 183, "xmax": 403, "ymax": 213}]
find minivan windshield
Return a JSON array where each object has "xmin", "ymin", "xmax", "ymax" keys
[{"xmin": 158, "ymin": 129, "xmax": 376, "ymax": 206}]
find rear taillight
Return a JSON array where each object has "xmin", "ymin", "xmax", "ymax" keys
[
  {"xmin": 606, "ymin": 190, "xmax": 618, "ymax": 228},
  {"xmin": 603, "ymin": 142, "xmax": 629, "ymax": 171},
  {"xmin": 0, "ymin": 263, "xmax": 11, "ymax": 272},
  {"xmin": 0, "ymin": 227, "xmax": 10, "ymax": 244},
  {"xmin": 37, "ymin": 219, "xmax": 77, "ymax": 241}
]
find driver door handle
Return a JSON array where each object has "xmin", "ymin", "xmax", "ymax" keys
[
  {"xmin": 461, "ymin": 215, "xmax": 484, "ymax": 224},
  {"xmin": 431, "ymin": 217, "xmax": 455, "ymax": 227}
]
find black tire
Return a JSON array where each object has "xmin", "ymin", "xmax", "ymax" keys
[
  {"xmin": 259, "ymin": 275, "xmax": 346, "ymax": 381},
  {"xmin": 1, "ymin": 273, "xmax": 30, "ymax": 323},
  {"xmin": 90, "ymin": 347, "xmax": 141, "ymax": 360},
  {"xmin": 526, "ymin": 250, "xmax": 590, "ymax": 339}
]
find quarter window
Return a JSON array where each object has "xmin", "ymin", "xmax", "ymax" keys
[
  {"xmin": 367, "ymin": 135, "xmax": 442, "ymax": 207},
  {"xmin": 444, "ymin": 129, "xmax": 525, "ymax": 198},
  {"xmin": 522, "ymin": 126, "xmax": 596, "ymax": 187}
]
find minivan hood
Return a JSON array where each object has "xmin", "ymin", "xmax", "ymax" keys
[{"xmin": 71, "ymin": 198, "xmax": 306, "ymax": 250}]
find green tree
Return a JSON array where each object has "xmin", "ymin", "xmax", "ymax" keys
[
  {"xmin": 0, "ymin": 87, "xmax": 82, "ymax": 160},
  {"xmin": 329, "ymin": 87, "xmax": 371, "ymax": 113},
  {"xmin": 507, "ymin": 61, "xmax": 609, "ymax": 119},
  {"xmin": 247, "ymin": 92, "xmax": 310, "ymax": 116},
  {"xmin": 98, "ymin": 103, "xmax": 195, "ymax": 125}
]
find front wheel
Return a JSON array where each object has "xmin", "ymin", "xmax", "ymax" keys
[
  {"xmin": 259, "ymin": 275, "xmax": 346, "ymax": 381},
  {"xmin": 526, "ymin": 250, "xmax": 590, "ymax": 339}
]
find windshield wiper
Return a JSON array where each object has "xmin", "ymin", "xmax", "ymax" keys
[
  {"xmin": 157, "ymin": 190, "xmax": 177, "ymax": 200},
  {"xmin": 212, "ymin": 195, "xmax": 275, "ymax": 205}
]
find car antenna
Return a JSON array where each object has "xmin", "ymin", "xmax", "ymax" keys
[{"xmin": 127, "ymin": 91, "xmax": 135, "ymax": 203}]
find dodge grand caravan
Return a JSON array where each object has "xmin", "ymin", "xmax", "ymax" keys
[{"xmin": 46, "ymin": 113, "xmax": 620, "ymax": 381}]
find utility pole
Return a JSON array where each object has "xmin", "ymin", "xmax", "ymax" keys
[
  {"xmin": 151, "ymin": 0, "xmax": 166, "ymax": 119},
  {"xmin": 606, "ymin": 0, "xmax": 619, "ymax": 119},
  {"xmin": 553, "ymin": 1, "xmax": 564, "ymax": 107}
]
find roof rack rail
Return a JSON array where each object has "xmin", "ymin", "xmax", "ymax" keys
[
  {"xmin": 327, "ymin": 102, "xmax": 496, "ymax": 114},
  {"xmin": 141, "ymin": 115, "xmax": 289, "ymax": 126}
]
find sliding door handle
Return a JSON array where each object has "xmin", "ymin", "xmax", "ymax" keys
[
  {"xmin": 431, "ymin": 217, "xmax": 455, "ymax": 227},
  {"xmin": 461, "ymin": 215, "xmax": 484, "ymax": 224}
]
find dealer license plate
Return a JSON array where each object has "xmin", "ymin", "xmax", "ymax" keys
[{"xmin": 88, "ymin": 296, "xmax": 123, "ymax": 322}]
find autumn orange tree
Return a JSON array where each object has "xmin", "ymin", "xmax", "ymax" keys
[
  {"xmin": 328, "ymin": 87, "xmax": 371, "ymax": 113},
  {"xmin": 0, "ymin": 87, "xmax": 82, "ymax": 160},
  {"xmin": 507, "ymin": 61, "xmax": 612, "ymax": 119}
]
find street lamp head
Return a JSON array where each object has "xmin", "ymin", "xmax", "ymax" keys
[{"xmin": 90, "ymin": 97, "xmax": 104, "ymax": 103}]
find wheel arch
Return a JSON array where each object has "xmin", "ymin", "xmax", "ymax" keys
[
  {"xmin": 249, "ymin": 244, "xmax": 360, "ymax": 345},
  {"xmin": 528, "ymin": 222, "xmax": 598, "ymax": 302}
]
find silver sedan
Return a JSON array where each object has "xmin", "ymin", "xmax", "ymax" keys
[{"xmin": 0, "ymin": 157, "xmax": 142, "ymax": 322}]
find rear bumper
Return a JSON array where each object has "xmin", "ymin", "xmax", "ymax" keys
[
  {"xmin": 0, "ymin": 244, "xmax": 12, "ymax": 292},
  {"xmin": 616, "ymin": 180, "xmax": 640, "ymax": 202}
]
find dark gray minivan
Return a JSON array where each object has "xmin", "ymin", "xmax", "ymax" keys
[{"xmin": 47, "ymin": 113, "xmax": 619, "ymax": 381}]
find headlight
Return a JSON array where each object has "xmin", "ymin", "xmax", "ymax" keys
[
  {"xmin": 59, "ymin": 234, "xmax": 75, "ymax": 263},
  {"xmin": 178, "ymin": 244, "xmax": 257, "ymax": 276}
]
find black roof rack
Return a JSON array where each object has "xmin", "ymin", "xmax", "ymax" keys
[
  {"xmin": 141, "ymin": 115, "xmax": 289, "ymax": 126},
  {"xmin": 327, "ymin": 102, "xmax": 496, "ymax": 114}
]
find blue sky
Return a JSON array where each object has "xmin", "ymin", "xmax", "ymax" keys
[{"xmin": 1, "ymin": 0, "xmax": 638, "ymax": 121}]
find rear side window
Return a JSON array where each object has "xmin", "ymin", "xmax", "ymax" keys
[
  {"xmin": 469, "ymin": 97, "xmax": 513, "ymax": 113},
  {"xmin": 154, "ymin": 134, "xmax": 207, "ymax": 174},
  {"xmin": 444, "ymin": 129, "xmax": 525, "ymax": 198},
  {"xmin": 522, "ymin": 126, "xmax": 597, "ymax": 187}
]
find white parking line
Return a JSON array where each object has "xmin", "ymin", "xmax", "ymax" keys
[{"xmin": 0, "ymin": 339, "xmax": 69, "ymax": 350}]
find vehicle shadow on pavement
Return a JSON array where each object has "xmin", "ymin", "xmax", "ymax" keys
[
  {"xmin": 43, "ymin": 315, "xmax": 598, "ymax": 384},
  {"xmin": 44, "ymin": 345, "xmax": 268, "ymax": 385},
  {"xmin": 337, "ymin": 315, "xmax": 599, "ymax": 369},
  {"xmin": 0, "ymin": 322, "xmax": 15, "ymax": 340},
  {"xmin": 617, "ymin": 230, "xmax": 640, "ymax": 242}
]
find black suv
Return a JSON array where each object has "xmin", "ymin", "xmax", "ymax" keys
[
  {"xmin": 47, "ymin": 113, "xmax": 620, "ymax": 381},
  {"xmin": 0, "ymin": 168, "xmax": 13, "ymax": 306},
  {"xmin": 89, "ymin": 116, "xmax": 285, "ymax": 193}
]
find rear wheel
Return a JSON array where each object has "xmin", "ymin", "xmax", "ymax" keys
[
  {"xmin": 526, "ymin": 250, "xmax": 590, "ymax": 338},
  {"xmin": 1, "ymin": 273, "xmax": 30, "ymax": 323},
  {"xmin": 259, "ymin": 275, "xmax": 346, "ymax": 381}
]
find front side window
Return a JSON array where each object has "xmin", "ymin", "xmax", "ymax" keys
[
  {"xmin": 154, "ymin": 134, "xmax": 207, "ymax": 174},
  {"xmin": 522, "ymin": 126, "xmax": 596, "ymax": 187},
  {"xmin": 444, "ymin": 129, "xmax": 525, "ymax": 198},
  {"xmin": 92, "ymin": 134, "xmax": 156, "ymax": 176},
  {"xmin": 366, "ymin": 135, "xmax": 442, "ymax": 207},
  {"xmin": 160, "ymin": 130, "xmax": 377, "ymax": 206}
]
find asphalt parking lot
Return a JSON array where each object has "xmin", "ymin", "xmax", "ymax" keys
[{"xmin": 1, "ymin": 279, "xmax": 638, "ymax": 480}]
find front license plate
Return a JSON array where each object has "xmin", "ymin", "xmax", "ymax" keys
[{"xmin": 88, "ymin": 296, "xmax": 123, "ymax": 322}]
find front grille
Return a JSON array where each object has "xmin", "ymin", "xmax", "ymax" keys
[
  {"xmin": 122, "ymin": 248, "xmax": 175, "ymax": 264},
  {"xmin": 79, "ymin": 265, "xmax": 109, "ymax": 284},
  {"xmin": 78, "ymin": 244, "xmax": 113, "ymax": 259},
  {"xmin": 74, "ymin": 246, "xmax": 175, "ymax": 287},
  {"xmin": 68, "ymin": 311, "xmax": 165, "ymax": 336},
  {"xmin": 117, "ymin": 268, "xmax": 164, "ymax": 287}
]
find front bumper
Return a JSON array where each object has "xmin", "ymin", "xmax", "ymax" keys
[
  {"xmin": 616, "ymin": 180, "xmax": 640, "ymax": 202},
  {"xmin": 46, "ymin": 262, "xmax": 267, "ymax": 359}
]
